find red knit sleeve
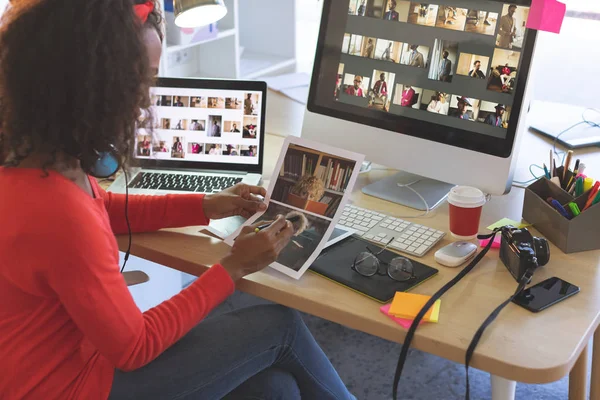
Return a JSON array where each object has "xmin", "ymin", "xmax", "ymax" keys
[
  {"xmin": 93, "ymin": 179, "xmax": 210, "ymax": 234},
  {"xmin": 44, "ymin": 202, "xmax": 235, "ymax": 371}
]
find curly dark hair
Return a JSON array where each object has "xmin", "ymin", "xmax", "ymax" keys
[{"xmin": 0, "ymin": 0, "xmax": 161, "ymax": 173}]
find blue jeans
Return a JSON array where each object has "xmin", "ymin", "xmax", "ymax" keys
[{"xmin": 109, "ymin": 305, "xmax": 355, "ymax": 400}]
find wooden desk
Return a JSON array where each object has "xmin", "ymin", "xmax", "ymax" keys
[{"xmin": 108, "ymin": 133, "xmax": 600, "ymax": 400}]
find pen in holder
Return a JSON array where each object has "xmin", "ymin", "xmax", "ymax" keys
[{"xmin": 522, "ymin": 171, "xmax": 600, "ymax": 254}]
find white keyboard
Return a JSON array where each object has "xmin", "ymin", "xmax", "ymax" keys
[{"xmin": 339, "ymin": 204, "xmax": 446, "ymax": 258}]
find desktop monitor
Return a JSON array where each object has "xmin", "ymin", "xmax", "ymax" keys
[{"xmin": 302, "ymin": 0, "xmax": 538, "ymax": 210}]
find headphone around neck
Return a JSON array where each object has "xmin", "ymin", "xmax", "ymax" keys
[{"xmin": 80, "ymin": 145, "xmax": 122, "ymax": 179}]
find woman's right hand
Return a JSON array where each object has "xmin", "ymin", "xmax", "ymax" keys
[{"xmin": 220, "ymin": 215, "xmax": 295, "ymax": 282}]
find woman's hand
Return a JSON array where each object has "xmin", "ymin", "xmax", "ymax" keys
[
  {"xmin": 220, "ymin": 216, "xmax": 294, "ymax": 281},
  {"xmin": 203, "ymin": 183, "xmax": 267, "ymax": 220}
]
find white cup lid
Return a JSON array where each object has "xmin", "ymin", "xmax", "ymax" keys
[{"xmin": 448, "ymin": 186, "xmax": 487, "ymax": 208}]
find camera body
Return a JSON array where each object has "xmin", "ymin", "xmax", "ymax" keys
[{"xmin": 499, "ymin": 226, "xmax": 550, "ymax": 282}]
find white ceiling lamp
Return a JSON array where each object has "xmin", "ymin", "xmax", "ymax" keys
[{"xmin": 173, "ymin": 0, "xmax": 227, "ymax": 28}]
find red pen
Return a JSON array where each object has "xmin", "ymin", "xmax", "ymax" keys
[{"xmin": 583, "ymin": 182, "xmax": 600, "ymax": 211}]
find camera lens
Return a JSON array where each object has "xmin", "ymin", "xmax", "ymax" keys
[{"xmin": 533, "ymin": 237, "xmax": 550, "ymax": 266}]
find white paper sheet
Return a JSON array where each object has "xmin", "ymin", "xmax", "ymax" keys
[{"xmin": 225, "ymin": 136, "xmax": 365, "ymax": 279}]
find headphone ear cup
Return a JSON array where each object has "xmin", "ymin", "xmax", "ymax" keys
[{"xmin": 83, "ymin": 146, "xmax": 121, "ymax": 178}]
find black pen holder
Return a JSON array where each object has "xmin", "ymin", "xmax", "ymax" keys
[{"xmin": 522, "ymin": 170, "xmax": 600, "ymax": 254}]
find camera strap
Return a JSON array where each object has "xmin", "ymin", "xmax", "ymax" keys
[
  {"xmin": 464, "ymin": 266, "xmax": 534, "ymax": 399},
  {"xmin": 392, "ymin": 228, "xmax": 540, "ymax": 400},
  {"xmin": 392, "ymin": 229, "xmax": 500, "ymax": 400}
]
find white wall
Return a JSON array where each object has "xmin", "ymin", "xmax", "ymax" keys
[{"xmin": 0, "ymin": 0, "xmax": 8, "ymax": 15}]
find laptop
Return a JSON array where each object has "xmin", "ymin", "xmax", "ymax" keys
[
  {"xmin": 108, "ymin": 77, "xmax": 266, "ymax": 195},
  {"xmin": 528, "ymin": 101, "xmax": 600, "ymax": 149}
]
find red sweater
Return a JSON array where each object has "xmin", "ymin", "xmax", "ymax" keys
[{"xmin": 0, "ymin": 168, "xmax": 235, "ymax": 399}]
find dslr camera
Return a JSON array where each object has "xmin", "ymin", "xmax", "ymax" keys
[{"xmin": 499, "ymin": 226, "xmax": 550, "ymax": 282}]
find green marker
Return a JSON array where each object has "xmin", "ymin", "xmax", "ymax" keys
[{"xmin": 568, "ymin": 202, "xmax": 581, "ymax": 217}]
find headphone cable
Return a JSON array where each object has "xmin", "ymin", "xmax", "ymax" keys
[{"xmin": 120, "ymin": 168, "xmax": 132, "ymax": 273}]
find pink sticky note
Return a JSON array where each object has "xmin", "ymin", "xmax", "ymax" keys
[
  {"xmin": 526, "ymin": 0, "xmax": 566, "ymax": 34},
  {"xmin": 479, "ymin": 235, "xmax": 502, "ymax": 249},
  {"xmin": 380, "ymin": 304, "xmax": 424, "ymax": 329}
]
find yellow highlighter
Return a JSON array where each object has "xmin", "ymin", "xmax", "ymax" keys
[{"xmin": 584, "ymin": 178, "xmax": 594, "ymax": 193}]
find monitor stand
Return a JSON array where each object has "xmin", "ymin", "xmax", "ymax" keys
[{"xmin": 362, "ymin": 172, "xmax": 454, "ymax": 211}]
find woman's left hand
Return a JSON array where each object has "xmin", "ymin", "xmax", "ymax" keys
[{"xmin": 203, "ymin": 183, "xmax": 268, "ymax": 220}]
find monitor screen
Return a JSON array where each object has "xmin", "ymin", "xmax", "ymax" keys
[
  {"xmin": 137, "ymin": 86, "xmax": 263, "ymax": 166},
  {"xmin": 308, "ymin": 0, "xmax": 536, "ymax": 157}
]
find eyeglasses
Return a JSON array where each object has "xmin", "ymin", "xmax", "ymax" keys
[
  {"xmin": 352, "ymin": 238, "xmax": 415, "ymax": 282},
  {"xmin": 354, "ymin": 79, "xmax": 362, "ymax": 83}
]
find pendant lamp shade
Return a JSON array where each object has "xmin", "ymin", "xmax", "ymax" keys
[{"xmin": 173, "ymin": 0, "xmax": 227, "ymax": 28}]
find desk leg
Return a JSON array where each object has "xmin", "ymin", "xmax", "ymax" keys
[
  {"xmin": 570, "ymin": 344, "xmax": 589, "ymax": 400},
  {"xmin": 592, "ymin": 330, "xmax": 600, "ymax": 400},
  {"xmin": 491, "ymin": 375, "xmax": 516, "ymax": 400}
]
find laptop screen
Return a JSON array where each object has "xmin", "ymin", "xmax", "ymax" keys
[{"xmin": 136, "ymin": 83, "xmax": 263, "ymax": 168}]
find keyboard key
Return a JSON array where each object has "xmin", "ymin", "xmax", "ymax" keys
[
  {"xmin": 392, "ymin": 221, "xmax": 400, "ymax": 226},
  {"xmin": 409, "ymin": 226, "xmax": 417, "ymax": 231},
  {"xmin": 417, "ymin": 229, "xmax": 426, "ymax": 234},
  {"xmin": 381, "ymin": 224, "xmax": 389, "ymax": 228},
  {"xmin": 422, "ymin": 231, "xmax": 432, "ymax": 237},
  {"xmin": 356, "ymin": 216, "xmax": 364, "ymax": 221},
  {"xmin": 416, "ymin": 239, "xmax": 425, "ymax": 244},
  {"xmin": 365, "ymin": 234, "xmax": 375, "ymax": 240},
  {"xmin": 416, "ymin": 245, "xmax": 429, "ymax": 255},
  {"xmin": 384, "ymin": 219, "xmax": 394, "ymax": 224},
  {"xmin": 353, "ymin": 225, "xmax": 369, "ymax": 232},
  {"xmin": 374, "ymin": 237, "xmax": 382, "ymax": 242},
  {"xmin": 401, "ymin": 234, "xmax": 410, "ymax": 240},
  {"xmin": 400, "ymin": 244, "xmax": 411, "ymax": 251},
  {"xmin": 368, "ymin": 222, "xmax": 377, "ymax": 228},
  {"xmin": 372, "ymin": 216, "xmax": 383, "ymax": 221},
  {"xmin": 425, "ymin": 240, "xmax": 435, "ymax": 246},
  {"xmin": 378, "ymin": 233, "xmax": 387, "ymax": 238},
  {"xmin": 407, "ymin": 246, "xmax": 417, "ymax": 253},
  {"xmin": 360, "ymin": 222, "xmax": 369, "ymax": 227},
  {"xmin": 358, "ymin": 212, "xmax": 365, "ymax": 216},
  {"xmin": 395, "ymin": 227, "xmax": 404, "ymax": 232},
  {"xmin": 433, "ymin": 233, "xmax": 442, "ymax": 239}
]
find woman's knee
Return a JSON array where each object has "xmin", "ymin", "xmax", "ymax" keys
[
  {"xmin": 244, "ymin": 304, "xmax": 303, "ymax": 335},
  {"xmin": 223, "ymin": 368, "xmax": 301, "ymax": 400}
]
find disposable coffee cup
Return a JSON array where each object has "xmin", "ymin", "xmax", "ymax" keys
[{"xmin": 447, "ymin": 186, "xmax": 487, "ymax": 240}]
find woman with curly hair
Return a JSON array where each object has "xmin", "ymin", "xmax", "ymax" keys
[{"xmin": 0, "ymin": 1, "xmax": 355, "ymax": 399}]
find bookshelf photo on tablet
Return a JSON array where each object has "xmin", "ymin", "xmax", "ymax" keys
[
  {"xmin": 271, "ymin": 144, "xmax": 357, "ymax": 218},
  {"xmin": 225, "ymin": 136, "xmax": 365, "ymax": 279}
]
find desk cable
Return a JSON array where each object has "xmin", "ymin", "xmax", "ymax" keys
[
  {"xmin": 396, "ymin": 180, "xmax": 431, "ymax": 218},
  {"xmin": 513, "ymin": 108, "xmax": 600, "ymax": 188},
  {"xmin": 120, "ymin": 168, "xmax": 132, "ymax": 273}
]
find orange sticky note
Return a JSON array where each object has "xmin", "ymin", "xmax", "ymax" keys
[{"xmin": 388, "ymin": 292, "xmax": 441, "ymax": 323}]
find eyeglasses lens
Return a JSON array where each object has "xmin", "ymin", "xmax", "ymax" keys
[
  {"xmin": 354, "ymin": 252, "xmax": 379, "ymax": 277},
  {"xmin": 388, "ymin": 257, "xmax": 414, "ymax": 281}
]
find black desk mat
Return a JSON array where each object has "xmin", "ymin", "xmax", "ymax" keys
[{"xmin": 310, "ymin": 236, "xmax": 439, "ymax": 303}]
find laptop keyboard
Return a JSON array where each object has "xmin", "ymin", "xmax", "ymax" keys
[{"xmin": 128, "ymin": 172, "xmax": 243, "ymax": 193}]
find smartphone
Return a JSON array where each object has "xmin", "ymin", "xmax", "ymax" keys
[{"xmin": 513, "ymin": 277, "xmax": 580, "ymax": 313}]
